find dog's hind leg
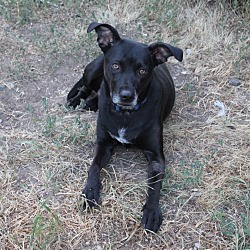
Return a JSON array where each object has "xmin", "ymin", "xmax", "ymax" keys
[{"xmin": 67, "ymin": 55, "xmax": 104, "ymax": 109}]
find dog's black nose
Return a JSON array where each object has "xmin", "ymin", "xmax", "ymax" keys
[{"xmin": 120, "ymin": 89, "xmax": 133, "ymax": 101}]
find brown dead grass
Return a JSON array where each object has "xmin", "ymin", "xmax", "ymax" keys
[{"xmin": 0, "ymin": 0, "xmax": 249, "ymax": 249}]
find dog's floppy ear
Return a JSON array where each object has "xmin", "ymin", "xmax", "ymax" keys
[
  {"xmin": 87, "ymin": 22, "xmax": 121, "ymax": 53},
  {"xmin": 148, "ymin": 42, "xmax": 183, "ymax": 66}
]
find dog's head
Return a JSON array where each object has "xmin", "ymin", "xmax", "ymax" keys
[{"xmin": 88, "ymin": 22, "xmax": 183, "ymax": 110}]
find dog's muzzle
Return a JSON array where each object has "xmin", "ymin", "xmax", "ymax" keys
[
  {"xmin": 111, "ymin": 92, "xmax": 148, "ymax": 111},
  {"xmin": 111, "ymin": 89, "xmax": 138, "ymax": 110}
]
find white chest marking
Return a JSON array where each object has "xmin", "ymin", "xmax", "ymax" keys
[{"xmin": 108, "ymin": 128, "xmax": 130, "ymax": 144}]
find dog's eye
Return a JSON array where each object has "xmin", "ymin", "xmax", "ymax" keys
[
  {"xmin": 112, "ymin": 63, "xmax": 120, "ymax": 70},
  {"xmin": 139, "ymin": 69, "xmax": 147, "ymax": 75}
]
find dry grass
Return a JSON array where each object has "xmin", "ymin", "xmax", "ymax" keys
[{"xmin": 0, "ymin": 0, "xmax": 249, "ymax": 249}]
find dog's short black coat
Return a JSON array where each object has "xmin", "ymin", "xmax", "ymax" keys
[{"xmin": 67, "ymin": 22, "xmax": 183, "ymax": 232}]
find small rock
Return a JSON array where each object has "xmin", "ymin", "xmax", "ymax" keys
[
  {"xmin": 186, "ymin": 48, "xmax": 192, "ymax": 55},
  {"xmin": 214, "ymin": 100, "xmax": 226, "ymax": 117},
  {"xmin": 246, "ymin": 92, "xmax": 250, "ymax": 101},
  {"xmin": 228, "ymin": 77, "xmax": 241, "ymax": 86},
  {"xmin": 194, "ymin": 242, "xmax": 200, "ymax": 250},
  {"xmin": 7, "ymin": 82, "xmax": 15, "ymax": 89},
  {"xmin": 0, "ymin": 85, "xmax": 6, "ymax": 91}
]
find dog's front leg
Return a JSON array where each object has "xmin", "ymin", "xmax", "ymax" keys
[
  {"xmin": 141, "ymin": 160, "xmax": 164, "ymax": 232},
  {"xmin": 142, "ymin": 165, "xmax": 164, "ymax": 232},
  {"xmin": 82, "ymin": 142, "xmax": 115, "ymax": 208}
]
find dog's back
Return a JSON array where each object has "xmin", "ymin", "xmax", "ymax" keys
[{"xmin": 152, "ymin": 63, "xmax": 175, "ymax": 120}]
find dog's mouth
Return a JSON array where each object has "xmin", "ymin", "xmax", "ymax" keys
[
  {"xmin": 113, "ymin": 100, "xmax": 138, "ymax": 110},
  {"xmin": 115, "ymin": 102, "xmax": 136, "ymax": 110}
]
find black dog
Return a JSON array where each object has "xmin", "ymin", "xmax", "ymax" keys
[{"xmin": 67, "ymin": 22, "xmax": 183, "ymax": 232}]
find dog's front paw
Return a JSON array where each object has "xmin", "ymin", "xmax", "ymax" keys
[
  {"xmin": 67, "ymin": 96, "xmax": 82, "ymax": 109},
  {"xmin": 84, "ymin": 97, "xmax": 98, "ymax": 112},
  {"xmin": 80, "ymin": 182, "xmax": 101, "ymax": 209},
  {"xmin": 141, "ymin": 205, "xmax": 163, "ymax": 232}
]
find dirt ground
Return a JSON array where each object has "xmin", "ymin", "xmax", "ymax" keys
[{"xmin": 0, "ymin": 1, "xmax": 249, "ymax": 249}]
